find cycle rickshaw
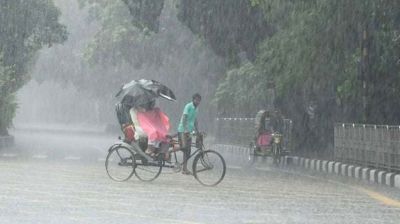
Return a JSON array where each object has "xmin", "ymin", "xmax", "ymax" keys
[
  {"xmin": 105, "ymin": 132, "xmax": 226, "ymax": 186},
  {"xmin": 105, "ymin": 79, "xmax": 226, "ymax": 186},
  {"xmin": 247, "ymin": 110, "xmax": 291, "ymax": 166}
]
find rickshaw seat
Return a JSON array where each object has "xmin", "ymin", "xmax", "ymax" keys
[{"xmin": 257, "ymin": 132, "xmax": 272, "ymax": 147}]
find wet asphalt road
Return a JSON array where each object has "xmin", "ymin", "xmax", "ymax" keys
[{"xmin": 0, "ymin": 128, "xmax": 400, "ymax": 224}]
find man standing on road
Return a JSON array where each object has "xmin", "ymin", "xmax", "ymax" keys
[{"xmin": 178, "ymin": 93, "xmax": 201, "ymax": 175}]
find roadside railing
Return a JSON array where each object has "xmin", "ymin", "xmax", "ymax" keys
[{"xmin": 334, "ymin": 123, "xmax": 400, "ymax": 172}]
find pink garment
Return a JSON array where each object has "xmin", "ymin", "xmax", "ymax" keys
[
  {"xmin": 136, "ymin": 107, "xmax": 170, "ymax": 143},
  {"xmin": 257, "ymin": 132, "xmax": 272, "ymax": 147}
]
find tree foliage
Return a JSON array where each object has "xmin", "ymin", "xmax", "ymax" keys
[
  {"xmin": 0, "ymin": 0, "xmax": 67, "ymax": 134},
  {"xmin": 74, "ymin": 0, "xmax": 400, "ymax": 154},
  {"xmin": 59, "ymin": 0, "xmax": 226, "ymax": 128},
  {"xmin": 121, "ymin": 0, "xmax": 164, "ymax": 32},
  {"xmin": 12, "ymin": 0, "xmax": 400, "ymax": 156},
  {"xmin": 177, "ymin": 0, "xmax": 271, "ymax": 64},
  {"xmin": 214, "ymin": 0, "xmax": 400, "ymax": 155}
]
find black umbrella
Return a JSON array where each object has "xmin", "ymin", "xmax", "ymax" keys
[{"xmin": 115, "ymin": 79, "xmax": 176, "ymax": 108}]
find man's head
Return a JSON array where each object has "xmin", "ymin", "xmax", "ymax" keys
[
  {"xmin": 265, "ymin": 110, "xmax": 270, "ymax": 118},
  {"xmin": 192, "ymin": 93, "xmax": 201, "ymax": 107}
]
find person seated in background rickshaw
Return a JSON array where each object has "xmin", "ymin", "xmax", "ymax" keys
[
  {"xmin": 254, "ymin": 110, "xmax": 274, "ymax": 153},
  {"xmin": 271, "ymin": 109, "xmax": 284, "ymax": 134}
]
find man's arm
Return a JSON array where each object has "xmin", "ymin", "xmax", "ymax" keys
[{"xmin": 182, "ymin": 114, "xmax": 188, "ymax": 133}]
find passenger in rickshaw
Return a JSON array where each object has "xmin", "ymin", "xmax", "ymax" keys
[
  {"xmin": 118, "ymin": 95, "xmax": 171, "ymax": 161},
  {"xmin": 134, "ymin": 100, "xmax": 171, "ymax": 160},
  {"xmin": 254, "ymin": 110, "xmax": 274, "ymax": 154}
]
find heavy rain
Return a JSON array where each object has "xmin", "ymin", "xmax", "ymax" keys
[{"xmin": 1, "ymin": 0, "xmax": 400, "ymax": 223}]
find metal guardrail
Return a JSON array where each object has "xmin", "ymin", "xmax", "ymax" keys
[
  {"xmin": 334, "ymin": 123, "xmax": 400, "ymax": 172},
  {"xmin": 214, "ymin": 118, "xmax": 255, "ymax": 147},
  {"xmin": 214, "ymin": 118, "xmax": 293, "ymax": 152}
]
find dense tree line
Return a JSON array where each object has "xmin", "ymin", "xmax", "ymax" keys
[
  {"xmin": 4, "ymin": 0, "xmax": 400, "ymax": 158},
  {"xmin": 65, "ymin": 0, "xmax": 225, "ymax": 129},
  {"xmin": 117, "ymin": 0, "xmax": 400, "ymax": 156},
  {"xmin": 214, "ymin": 0, "xmax": 400, "ymax": 155},
  {"xmin": 0, "ymin": 0, "xmax": 67, "ymax": 135}
]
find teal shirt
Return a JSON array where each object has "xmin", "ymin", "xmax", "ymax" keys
[{"xmin": 178, "ymin": 102, "xmax": 198, "ymax": 132}]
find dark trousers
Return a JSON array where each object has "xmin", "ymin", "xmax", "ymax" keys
[{"xmin": 178, "ymin": 132, "xmax": 192, "ymax": 163}]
